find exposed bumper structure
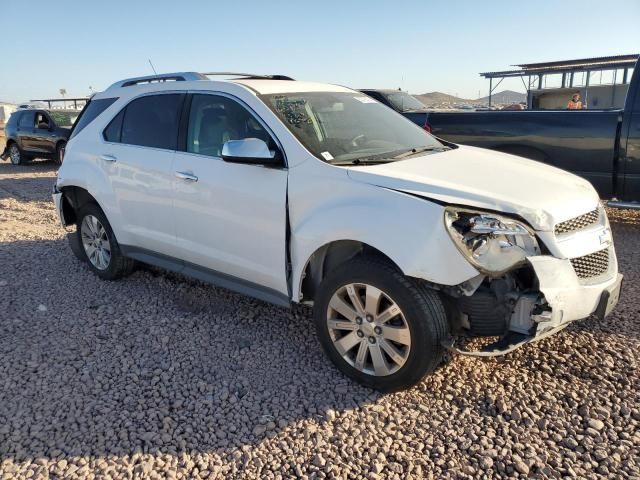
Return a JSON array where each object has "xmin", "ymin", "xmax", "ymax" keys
[
  {"xmin": 445, "ymin": 254, "xmax": 623, "ymax": 357},
  {"xmin": 52, "ymin": 185, "xmax": 67, "ymax": 227},
  {"xmin": 527, "ymin": 255, "xmax": 621, "ymax": 328}
]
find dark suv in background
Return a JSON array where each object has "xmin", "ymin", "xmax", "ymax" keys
[{"xmin": 1, "ymin": 108, "xmax": 79, "ymax": 165}]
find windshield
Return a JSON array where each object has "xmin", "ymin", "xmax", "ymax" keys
[
  {"xmin": 262, "ymin": 91, "xmax": 442, "ymax": 164},
  {"xmin": 50, "ymin": 110, "xmax": 80, "ymax": 128},
  {"xmin": 384, "ymin": 92, "xmax": 427, "ymax": 112}
]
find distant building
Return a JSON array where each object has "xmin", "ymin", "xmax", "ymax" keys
[
  {"xmin": 0, "ymin": 101, "xmax": 17, "ymax": 126},
  {"xmin": 480, "ymin": 54, "xmax": 638, "ymax": 109}
]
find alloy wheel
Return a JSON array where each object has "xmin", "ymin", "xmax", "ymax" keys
[
  {"xmin": 80, "ymin": 215, "xmax": 111, "ymax": 270},
  {"xmin": 9, "ymin": 145, "xmax": 20, "ymax": 165},
  {"xmin": 326, "ymin": 283, "xmax": 411, "ymax": 376}
]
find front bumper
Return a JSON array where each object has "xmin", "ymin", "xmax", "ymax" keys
[
  {"xmin": 445, "ymin": 254, "xmax": 622, "ymax": 357},
  {"xmin": 527, "ymin": 255, "xmax": 621, "ymax": 331}
]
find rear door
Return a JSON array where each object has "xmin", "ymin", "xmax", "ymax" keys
[
  {"xmin": 622, "ymin": 81, "xmax": 640, "ymax": 200},
  {"xmin": 16, "ymin": 110, "xmax": 35, "ymax": 151},
  {"xmin": 101, "ymin": 93, "xmax": 185, "ymax": 256},
  {"xmin": 170, "ymin": 92, "xmax": 289, "ymax": 298}
]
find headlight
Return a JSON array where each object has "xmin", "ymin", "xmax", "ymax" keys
[{"xmin": 444, "ymin": 208, "xmax": 540, "ymax": 275}]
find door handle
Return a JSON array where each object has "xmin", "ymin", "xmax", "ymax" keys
[
  {"xmin": 175, "ymin": 171, "xmax": 198, "ymax": 182},
  {"xmin": 100, "ymin": 154, "xmax": 117, "ymax": 162}
]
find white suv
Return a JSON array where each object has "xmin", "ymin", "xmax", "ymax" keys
[{"xmin": 53, "ymin": 72, "xmax": 622, "ymax": 391}]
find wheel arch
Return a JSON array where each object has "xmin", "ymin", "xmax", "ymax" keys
[
  {"xmin": 298, "ymin": 239, "xmax": 403, "ymax": 304},
  {"xmin": 58, "ymin": 185, "xmax": 105, "ymax": 226}
]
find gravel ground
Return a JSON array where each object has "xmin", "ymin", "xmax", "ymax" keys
[{"xmin": 0, "ymin": 160, "xmax": 639, "ymax": 480}]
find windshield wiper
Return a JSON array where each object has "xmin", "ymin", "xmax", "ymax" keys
[
  {"xmin": 331, "ymin": 158, "xmax": 394, "ymax": 166},
  {"xmin": 391, "ymin": 145, "xmax": 450, "ymax": 159}
]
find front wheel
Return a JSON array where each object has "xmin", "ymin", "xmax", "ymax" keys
[{"xmin": 313, "ymin": 257, "xmax": 449, "ymax": 392}]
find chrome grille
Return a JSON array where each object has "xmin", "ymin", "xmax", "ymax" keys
[
  {"xmin": 570, "ymin": 248, "xmax": 609, "ymax": 279},
  {"xmin": 554, "ymin": 209, "xmax": 600, "ymax": 235}
]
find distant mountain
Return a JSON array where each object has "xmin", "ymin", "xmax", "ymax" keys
[
  {"xmin": 477, "ymin": 90, "xmax": 526, "ymax": 104},
  {"xmin": 413, "ymin": 92, "xmax": 474, "ymax": 105},
  {"xmin": 414, "ymin": 90, "xmax": 526, "ymax": 106}
]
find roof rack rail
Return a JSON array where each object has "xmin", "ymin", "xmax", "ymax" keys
[
  {"xmin": 106, "ymin": 72, "xmax": 208, "ymax": 90},
  {"xmin": 202, "ymin": 72, "xmax": 295, "ymax": 80}
]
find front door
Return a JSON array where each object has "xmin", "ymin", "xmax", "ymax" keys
[
  {"xmin": 33, "ymin": 111, "xmax": 55, "ymax": 154},
  {"xmin": 171, "ymin": 93, "xmax": 289, "ymax": 298}
]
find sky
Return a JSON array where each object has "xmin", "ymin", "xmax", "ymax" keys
[{"xmin": 1, "ymin": 0, "xmax": 639, "ymax": 103}]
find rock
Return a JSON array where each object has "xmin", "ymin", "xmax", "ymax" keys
[
  {"xmin": 593, "ymin": 449, "xmax": 608, "ymax": 462},
  {"xmin": 480, "ymin": 457, "xmax": 494, "ymax": 469},
  {"xmin": 588, "ymin": 419, "xmax": 605, "ymax": 431},
  {"xmin": 564, "ymin": 437, "xmax": 579, "ymax": 449},
  {"xmin": 514, "ymin": 460, "xmax": 529, "ymax": 475}
]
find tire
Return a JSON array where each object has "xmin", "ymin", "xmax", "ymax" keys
[
  {"xmin": 8, "ymin": 143, "xmax": 24, "ymax": 165},
  {"xmin": 55, "ymin": 141, "xmax": 66, "ymax": 166},
  {"xmin": 75, "ymin": 203, "xmax": 135, "ymax": 280},
  {"xmin": 313, "ymin": 256, "xmax": 448, "ymax": 392},
  {"xmin": 67, "ymin": 231, "xmax": 86, "ymax": 262}
]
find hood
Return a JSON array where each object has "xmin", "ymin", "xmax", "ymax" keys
[{"xmin": 346, "ymin": 145, "xmax": 599, "ymax": 231}]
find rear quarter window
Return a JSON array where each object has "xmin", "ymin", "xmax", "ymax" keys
[{"xmin": 70, "ymin": 97, "xmax": 118, "ymax": 139}]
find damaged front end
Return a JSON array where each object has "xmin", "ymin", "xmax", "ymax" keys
[{"xmin": 439, "ymin": 207, "xmax": 622, "ymax": 357}]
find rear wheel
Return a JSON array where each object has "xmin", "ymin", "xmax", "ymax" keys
[
  {"xmin": 75, "ymin": 203, "xmax": 134, "ymax": 280},
  {"xmin": 55, "ymin": 141, "xmax": 66, "ymax": 165},
  {"xmin": 313, "ymin": 256, "xmax": 448, "ymax": 392}
]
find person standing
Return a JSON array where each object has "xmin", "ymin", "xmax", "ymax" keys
[{"xmin": 567, "ymin": 93, "xmax": 584, "ymax": 110}]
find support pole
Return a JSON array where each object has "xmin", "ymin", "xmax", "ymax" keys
[
  {"xmin": 584, "ymin": 71, "xmax": 590, "ymax": 109},
  {"xmin": 488, "ymin": 78, "xmax": 492, "ymax": 107},
  {"xmin": 611, "ymin": 69, "xmax": 617, "ymax": 107}
]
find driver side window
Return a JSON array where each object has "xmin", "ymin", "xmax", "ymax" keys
[
  {"xmin": 35, "ymin": 112, "xmax": 50, "ymax": 130},
  {"xmin": 187, "ymin": 94, "xmax": 272, "ymax": 157}
]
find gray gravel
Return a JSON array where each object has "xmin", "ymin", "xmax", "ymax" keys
[{"xmin": 0, "ymin": 159, "xmax": 639, "ymax": 479}]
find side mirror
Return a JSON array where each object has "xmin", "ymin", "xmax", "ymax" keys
[{"xmin": 221, "ymin": 138, "xmax": 282, "ymax": 166}]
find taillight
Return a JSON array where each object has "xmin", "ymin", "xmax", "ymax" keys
[{"xmin": 423, "ymin": 122, "xmax": 433, "ymax": 133}]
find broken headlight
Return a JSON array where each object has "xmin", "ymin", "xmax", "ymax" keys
[{"xmin": 444, "ymin": 208, "xmax": 540, "ymax": 275}]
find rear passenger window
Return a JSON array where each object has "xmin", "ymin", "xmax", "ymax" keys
[
  {"xmin": 19, "ymin": 111, "xmax": 34, "ymax": 128},
  {"xmin": 70, "ymin": 97, "xmax": 118, "ymax": 139},
  {"xmin": 120, "ymin": 94, "xmax": 184, "ymax": 150}
]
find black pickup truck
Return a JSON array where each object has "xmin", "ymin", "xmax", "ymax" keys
[{"xmin": 361, "ymin": 64, "xmax": 640, "ymax": 204}]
